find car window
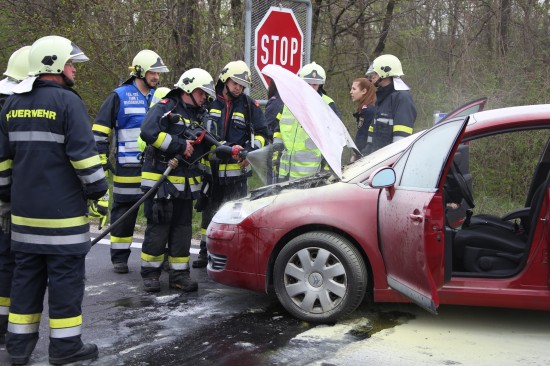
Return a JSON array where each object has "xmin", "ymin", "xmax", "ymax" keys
[
  {"xmin": 394, "ymin": 118, "xmax": 466, "ymax": 189},
  {"xmin": 467, "ymin": 128, "xmax": 550, "ymax": 216}
]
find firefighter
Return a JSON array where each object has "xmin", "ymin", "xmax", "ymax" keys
[
  {"xmin": 139, "ymin": 68, "xmax": 242, "ymax": 292},
  {"xmin": 92, "ymin": 50, "xmax": 169, "ymax": 274},
  {"xmin": 192, "ymin": 60, "xmax": 268, "ymax": 269},
  {"xmin": 0, "ymin": 35, "xmax": 107, "ymax": 365},
  {"xmin": 272, "ymin": 62, "xmax": 340, "ymax": 182},
  {"xmin": 0, "ymin": 45, "xmax": 30, "ymax": 346},
  {"xmin": 364, "ymin": 54, "xmax": 417, "ymax": 153}
]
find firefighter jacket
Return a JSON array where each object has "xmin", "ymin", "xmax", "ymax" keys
[
  {"xmin": 366, "ymin": 81, "xmax": 417, "ymax": 153},
  {"xmin": 354, "ymin": 104, "xmax": 375, "ymax": 155},
  {"xmin": 206, "ymin": 86, "xmax": 268, "ymax": 185},
  {"xmin": 0, "ymin": 79, "xmax": 108, "ymax": 255},
  {"xmin": 265, "ymin": 93, "xmax": 284, "ymax": 141},
  {"xmin": 140, "ymin": 95, "xmax": 216, "ymax": 200},
  {"xmin": 93, "ymin": 79, "xmax": 154, "ymax": 202}
]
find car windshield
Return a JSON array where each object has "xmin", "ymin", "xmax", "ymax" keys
[{"xmin": 341, "ymin": 132, "xmax": 423, "ymax": 182}]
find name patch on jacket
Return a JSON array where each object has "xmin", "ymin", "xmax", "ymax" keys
[{"xmin": 5, "ymin": 109, "xmax": 57, "ymax": 121}]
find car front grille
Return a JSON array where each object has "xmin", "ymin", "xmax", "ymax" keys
[{"xmin": 208, "ymin": 253, "xmax": 227, "ymax": 271}]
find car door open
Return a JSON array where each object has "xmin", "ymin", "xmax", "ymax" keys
[{"xmin": 377, "ymin": 117, "xmax": 469, "ymax": 313}]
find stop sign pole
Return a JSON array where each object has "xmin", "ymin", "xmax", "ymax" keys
[{"xmin": 254, "ymin": 7, "xmax": 304, "ymax": 89}]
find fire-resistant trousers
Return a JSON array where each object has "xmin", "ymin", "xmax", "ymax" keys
[
  {"xmin": 140, "ymin": 197, "xmax": 193, "ymax": 279},
  {"xmin": 6, "ymin": 251, "xmax": 86, "ymax": 359},
  {"xmin": 0, "ymin": 228, "xmax": 14, "ymax": 338},
  {"xmin": 109, "ymin": 200, "xmax": 140, "ymax": 265}
]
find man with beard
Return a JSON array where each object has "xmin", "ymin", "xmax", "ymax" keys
[{"xmin": 92, "ymin": 50, "xmax": 169, "ymax": 274}]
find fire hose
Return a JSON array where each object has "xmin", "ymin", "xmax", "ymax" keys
[{"xmin": 91, "ymin": 113, "xmax": 244, "ymax": 247}]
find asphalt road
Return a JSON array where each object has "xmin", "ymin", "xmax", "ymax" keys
[{"xmin": 1, "ymin": 236, "xmax": 549, "ymax": 366}]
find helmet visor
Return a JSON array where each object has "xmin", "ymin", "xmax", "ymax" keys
[{"xmin": 69, "ymin": 42, "xmax": 89, "ymax": 63}]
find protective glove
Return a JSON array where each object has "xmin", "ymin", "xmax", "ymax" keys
[
  {"xmin": 0, "ymin": 200, "xmax": 11, "ymax": 234},
  {"xmin": 89, "ymin": 193, "xmax": 109, "ymax": 230}
]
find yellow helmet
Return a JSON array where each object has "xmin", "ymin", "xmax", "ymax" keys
[
  {"xmin": 150, "ymin": 86, "xmax": 171, "ymax": 107},
  {"xmin": 28, "ymin": 35, "xmax": 89, "ymax": 76},
  {"xmin": 299, "ymin": 62, "xmax": 326, "ymax": 85},
  {"xmin": 4, "ymin": 46, "xmax": 31, "ymax": 81},
  {"xmin": 175, "ymin": 68, "xmax": 215, "ymax": 98},
  {"xmin": 372, "ymin": 54, "xmax": 404, "ymax": 78},
  {"xmin": 219, "ymin": 60, "xmax": 251, "ymax": 88},
  {"xmin": 129, "ymin": 50, "xmax": 169, "ymax": 78}
]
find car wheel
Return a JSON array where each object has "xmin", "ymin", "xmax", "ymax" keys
[{"xmin": 273, "ymin": 231, "xmax": 367, "ymax": 323}]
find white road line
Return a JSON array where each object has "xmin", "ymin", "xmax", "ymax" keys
[{"xmin": 91, "ymin": 237, "xmax": 200, "ymax": 254}]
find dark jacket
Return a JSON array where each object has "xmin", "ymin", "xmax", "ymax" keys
[
  {"xmin": 367, "ymin": 81, "xmax": 417, "ymax": 153},
  {"xmin": 0, "ymin": 79, "xmax": 107, "ymax": 254},
  {"xmin": 353, "ymin": 104, "xmax": 375, "ymax": 155}
]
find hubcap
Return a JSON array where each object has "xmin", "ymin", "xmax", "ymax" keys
[{"xmin": 283, "ymin": 247, "xmax": 347, "ymax": 314}]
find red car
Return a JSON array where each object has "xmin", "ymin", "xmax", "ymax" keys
[{"xmin": 207, "ymin": 100, "xmax": 550, "ymax": 322}]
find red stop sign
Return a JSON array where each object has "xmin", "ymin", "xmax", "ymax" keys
[{"xmin": 255, "ymin": 7, "xmax": 303, "ymax": 89}]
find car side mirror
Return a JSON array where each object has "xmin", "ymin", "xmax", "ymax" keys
[{"xmin": 368, "ymin": 167, "xmax": 396, "ymax": 188}]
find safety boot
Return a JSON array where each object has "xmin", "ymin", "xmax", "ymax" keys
[
  {"xmin": 192, "ymin": 253, "xmax": 208, "ymax": 268},
  {"xmin": 49, "ymin": 343, "xmax": 98, "ymax": 365},
  {"xmin": 143, "ymin": 277, "xmax": 161, "ymax": 293},
  {"xmin": 113, "ymin": 262, "xmax": 129, "ymax": 274},
  {"xmin": 169, "ymin": 270, "xmax": 198, "ymax": 292},
  {"xmin": 7, "ymin": 336, "xmax": 38, "ymax": 365}
]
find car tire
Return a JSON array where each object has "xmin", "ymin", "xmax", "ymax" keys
[{"xmin": 273, "ymin": 231, "xmax": 367, "ymax": 323}]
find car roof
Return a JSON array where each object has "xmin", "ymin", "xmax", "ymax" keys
[{"xmin": 466, "ymin": 104, "xmax": 550, "ymax": 136}]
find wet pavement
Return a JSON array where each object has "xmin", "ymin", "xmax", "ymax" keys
[
  {"xmin": 2, "ymin": 238, "xmax": 548, "ymax": 366},
  {"xmin": 0, "ymin": 239, "xmax": 417, "ymax": 366}
]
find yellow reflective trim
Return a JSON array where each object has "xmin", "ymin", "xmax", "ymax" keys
[
  {"xmin": 167, "ymin": 176, "xmax": 186, "ymax": 184},
  {"xmin": 168, "ymin": 256, "xmax": 189, "ymax": 263},
  {"xmin": 393, "ymin": 125, "xmax": 413, "ymax": 134},
  {"xmin": 0, "ymin": 297, "xmax": 10, "ymax": 306},
  {"xmin": 233, "ymin": 112, "xmax": 245, "ymax": 118},
  {"xmin": 276, "ymin": 112, "xmax": 282, "ymax": 120},
  {"xmin": 141, "ymin": 252, "xmax": 164, "ymax": 262},
  {"xmin": 111, "ymin": 236, "xmax": 132, "ymax": 243},
  {"xmin": 152, "ymin": 132, "xmax": 168, "ymax": 149},
  {"xmin": 201, "ymin": 228, "xmax": 207, "ymax": 235},
  {"xmin": 219, "ymin": 163, "xmax": 241, "ymax": 170},
  {"xmin": 255, "ymin": 135, "xmax": 266, "ymax": 147},
  {"xmin": 114, "ymin": 175, "xmax": 141, "ymax": 183},
  {"xmin": 9, "ymin": 313, "xmax": 41, "ymax": 324},
  {"xmin": 70, "ymin": 155, "xmax": 101, "ymax": 170},
  {"xmin": 50, "ymin": 315, "xmax": 82, "ymax": 329},
  {"xmin": 210, "ymin": 109, "xmax": 221, "ymax": 114},
  {"xmin": 273, "ymin": 131, "xmax": 282, "ymax": 139},
  {"xmin": 92, "ymin": 124, "xmax": 111, "ymax": 135},
  {"xmin": 368, "ymin": 126, "xmax": 374, "ymax": 132},
  {"xmin": 11, "ymin": 215, "xmax": 88, "ymax": 228},
  {"xmin": 0, "ymin": 160, "xmax": 12, "ymax": 171}
]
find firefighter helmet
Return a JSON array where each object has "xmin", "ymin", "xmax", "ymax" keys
[
  {"xmin": 129, "ymin": 50, "xmax": 169, "ymax": 78},
  {"xmin": 174, "ymin": 68, "xmax": 215, "ymax": 98},
  {"xmin": 218, "ymin": 60, "xmax": 251, "ymax": 88},
  {"xmin": 28, "ymin": 35, "xmax": 89, "ymax": 76},
  {"xmin": 371, "ymin": 54, "xmax": 404, "ymax": 79},
  {"xmin": 4, "ymin": 46, "xmax": 31, "ymax": 81},
  {"xmin": 150, "ymin": 87, "xmax": 171, "ymax": 107},
  {"xmin": 299, "ymin": 62, "xmax": 326, "ymax": 85}
]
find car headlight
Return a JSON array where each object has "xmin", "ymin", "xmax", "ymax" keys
[{"xmin": 212, "ymin": 196, "xmax": 275, "ymax": 225}]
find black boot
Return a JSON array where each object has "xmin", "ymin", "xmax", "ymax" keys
[
  {"xmin": 192, "ymin": 253, "xmax": 208, "ymax": 268},
  {"xmin": 7, "ymin": 336, "xmax": 38, "ymax": 365},
  {"xmin": 49, "ymin": 343, "xmax": 98, "ymax": 365},
  {"xmin": 169, "ymin": 270, "xmax": 198, "ymax": 292},
  {"xmin": 143, "ymin": 277, "xmax": 161, "ymax": 293}
]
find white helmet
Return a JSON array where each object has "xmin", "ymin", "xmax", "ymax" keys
[
  {"xmin": 4, "ymin": 46, "xmax": 31, "ymax": 81},
  {"xmin": 299, "ymin": 62, "xmax": 326, "ymax": 85},
  {"xmin": 371, "ymin": 54, "xmax": 404, "ymax": 79},
  {"xmin": 129, "ymin": 50, "xmax": 169, "ymax": 78},
  {"xmin": 174, "ymin": 68, "xmax": 215, "ymax": 98},
  {"xmin": 219, "ymin": 60, "xmax": 251, "ymax": 88},
  {"xmin": 28, "ymin": 35, "xmax": 89, "ymax": 76}
]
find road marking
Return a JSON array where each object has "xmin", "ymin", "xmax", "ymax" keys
[{"xmin": 91, "ymin": 237, "xmax": 201, "ymax": 254}]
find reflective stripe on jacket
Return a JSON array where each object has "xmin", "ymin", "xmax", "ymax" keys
[{"xmin": 0, "ymin": 79, "xmax": 107, "ymax": 254}]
